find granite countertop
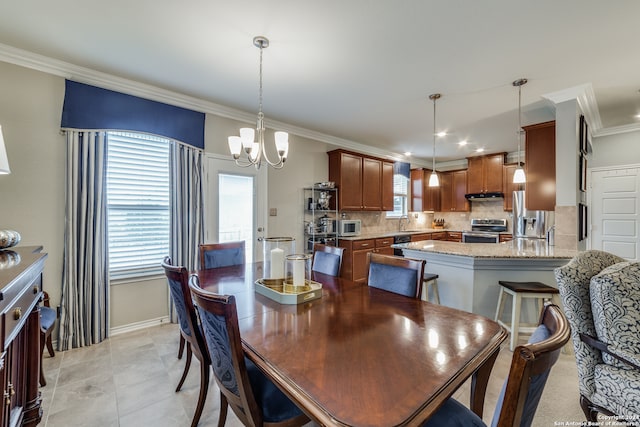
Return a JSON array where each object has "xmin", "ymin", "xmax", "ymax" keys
[
  {"xmin": 338, "ymin": 229, "xmax": 512, "ymax": 241},
  {"xmin": 394, "ymin": 238, "xmax": 577, "ymax": 259}
]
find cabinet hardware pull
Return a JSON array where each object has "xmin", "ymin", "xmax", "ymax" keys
[
  {"xmin": 33, "ymin": 286, "xmax": 39, "ymax": 294},
  {"xmin": 8, "ymin": 383, "xmax": 13, "ymax": 396},
  {"xmin": 4, "ymin": 391, "xmax": 9, "ymax": 406},
  {"xmin": 13, "ymin": 308, "xmax": 21, "ymax": 320}
]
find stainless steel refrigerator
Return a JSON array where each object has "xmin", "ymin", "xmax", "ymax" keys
[{"xmin": 512, "ymin": 190, "xmax": 554, "ymax": 240}]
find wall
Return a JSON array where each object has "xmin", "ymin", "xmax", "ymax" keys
[{"xmin": 591, "ymin": 130, "xmax": 640, "ymax": 168}]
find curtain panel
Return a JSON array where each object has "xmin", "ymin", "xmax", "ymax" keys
[
  {"xmin": 168, "ymin": 142, "xmax": 204, "ymax": 321},
  {"xmin": 59, "ymin": 131, "xmax": 110, "ymax": 350},
  {"xmin": 61, "ymin": 80, "xmax": 206, "ymax": 149}
]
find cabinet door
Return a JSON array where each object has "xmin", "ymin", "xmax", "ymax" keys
[
  {"xmin": 439, "ymin": 172, "xmax": 453, "ymax": 212},
  {"xmin": 410, "ymin": 169, "xmax": 424, "ymax": 212},
  {"xmin": 353, "ymin": 249, "xmax": 374, "ymax": 282},
  {"xmin": 381, "ymin": 161, "xmax": 394, "ymax": 211},
  {"xmin": 431, "ymin": 232, "xmax": 446, "ymax": 240},
  {"xmin": 452, "ymin": 170, "xmax": 469, "ymax": 212},
  {"xmin": 422, "ymin": 170, "xmax": 440, "ymax": 212},
  {"xmin": 330, "ymin": 151, "xmax": 363, "ymax": 210},
  {"xmin": 411, "ymin": 233, "xmax": 432, "ymax": 242},
  {"xmin": 524, "ymin": 121, "xmax": 556, "ymax": 211},
  {"xmin": 362, "ymin": 157, "xmax": 381, "ymax": 210},
  {"xmin": 484, "ymin": 153, "xmax": 505, "ymax": 193},
  {"xmin": 466, "ymin": 157, "xmax": 484, "ymax": 193}
]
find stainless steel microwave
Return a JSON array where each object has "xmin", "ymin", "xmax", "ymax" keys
[{"xmin": 338, "ymin": 219, "xmax": 361, "ymax": 237}]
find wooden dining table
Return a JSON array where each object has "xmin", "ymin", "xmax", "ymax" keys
[{"xmin": 196, "ymin": 262, "xmax": 507, "ymax": 427}]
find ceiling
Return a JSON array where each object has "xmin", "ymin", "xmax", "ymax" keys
[{"xmin": 1, "ymin": 1, "xmax": 639, "ymax": 164}]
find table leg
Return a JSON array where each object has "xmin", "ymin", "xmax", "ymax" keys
[{"xmin": 469, "ymin": 346, "xmax": 501, "ymax": 418}]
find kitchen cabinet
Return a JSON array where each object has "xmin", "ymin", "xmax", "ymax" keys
[
  {"xmin": 523, "ymin": 121, "xmax": 556, "ymax": 211},
  {"xmin": 339, "ymin": 236, "xmax": 397, "ymax": 282},
  {"xmin": 502, "ymin": 163, "xmax": 524, "ymax": 211},
  {"xmin": 439, "ymin": 170, "xmax": 469, "ymax": 212},
  {"xmin": 431, "ymin": 232, "xmax": 446, "ymax": 240},
  {"xmin": 411, "ymin": 233, "xmax": 432, "ymax": 242},
  {"xmin": 499, "ymin": 234, "xmax": 513, "ymax": 243},
  {"xmin": 466, "ymin": 153, "xmax": 506, "ymax": 194},
  {"xmin": 328, "ymin": 150, "xmax": 394, "ymax": 211},
  {"xmin": 446, "ymin": 231, "xmax": 462, "ymax": 242},
  {"xmin": 410, "ymin": 169, "xmax": 440, "ymax": 212}
]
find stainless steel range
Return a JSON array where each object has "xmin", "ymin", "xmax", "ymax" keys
[{"xmin": 462, "ymin": 218, "xmax": 507, "ymax": 243}]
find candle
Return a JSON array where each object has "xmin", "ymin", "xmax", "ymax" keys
[
  {"xmin": 293, "ymin": 258, "xmax": 305, "ymax": 286},
  {"xmin": 270, "ymin": 248, "xmax": 284, "ymax": 279}
]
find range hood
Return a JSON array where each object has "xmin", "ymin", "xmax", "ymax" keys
[{"xmin": 464, "ymin": 192, "xmax": 504, "ymax": 201}]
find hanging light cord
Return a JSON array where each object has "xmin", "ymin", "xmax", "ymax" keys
[
  {"xmin": 432, "ymin": 96, "xmax": 437, "ymax": 171},
  {"xmin": 517, "ymin": 83, "xmax": 522, "ymax": 166}
]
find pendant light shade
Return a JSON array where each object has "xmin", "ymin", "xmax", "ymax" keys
[
  {"xmin": 428, "ymin": 93, "xmax": 441, "ymax": 187},
  {"xmin": 512, "ymin": 78, "xmax": 527, "ymax": 184}
]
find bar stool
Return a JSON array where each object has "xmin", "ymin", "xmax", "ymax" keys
[
  {"xmin": 495, "ymin": 280, "xmax": 561, "ymax": 351},
  {"xmin": 423, "ymin": 273, "xmax": 440, "ymax": 304}
]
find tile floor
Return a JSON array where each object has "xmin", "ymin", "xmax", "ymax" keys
[{"xmin": 40, "ymin": 323, "xmax": 587, "ymax": 427}]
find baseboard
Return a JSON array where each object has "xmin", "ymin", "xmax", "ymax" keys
[{"xmin": 110, "ymin": 316, "xmax": 172, "ymax": 336}]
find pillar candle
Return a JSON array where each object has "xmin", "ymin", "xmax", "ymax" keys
[
  {"xmin": 293, "ymin": 258, "xmax": 305, "ymax": 286},
  {"xmin": 270, "ymin": 248, "xmax": 284, "ymax": 279}
]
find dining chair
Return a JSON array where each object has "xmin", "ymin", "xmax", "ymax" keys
[
  {"xmin": 199, "ymin": 241, "xmax": 245, "ymax": 270},
  {"xmin": 366, "ymin": 252, "xmax": 425, "ymax": 298},
  {"xmin": 39, "ymin": 291, "xmax": 57, "ymax": 386},
  {"xmin": 189, "ymin": 275, "xmax": 311, "ymax": 427},
  {"xmin": 312, "ymin": 243, "xmax": 344, "ymax": 276},
  {"xmin": 422, "ymin": 303, "xmax": 570, "ymax": 427},
  {"xmin": 161, "ymin": 257, "xmax": 211, "ymax": 427}
]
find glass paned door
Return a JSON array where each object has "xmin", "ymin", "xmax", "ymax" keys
[{"xmin": 218, "ymin": 173, "xmax": 255, "ymax": 261}]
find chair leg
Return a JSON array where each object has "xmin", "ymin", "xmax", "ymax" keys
[
  {"xmin": 190, "ymin": 361, "xmax": 209, "ymax": 427},
  {"xmin": 218, "ymin": 392, "xmax": 228, "ymax": 427},
  {"xmin": 46, "ymin": 334, "xmax": 55, "ymax": 358},
  {"xmin": 580, "ymin": 395, "xmax": 599, "ymax": 422},
  {"xmin": 176, "ymin": 343, "xmax": 192, "ymax": 392},
  {"xmin": 39, "ymin": 332, "xmax": 47, "ymax": 387},
  {"xmin": 178, "ymin": 334, "xmax": 185, "ymax": 360}
]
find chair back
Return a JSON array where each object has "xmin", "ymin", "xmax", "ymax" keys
[
  {"xmin": 312, "ymin": 244, "xmax": 344, "ymax": 276},
  {"xmin": 161, "ymin": 257, "xmax": 209, "ymax": 363},
  {"xmin": 199, "ymin": 241, "xmax": 245, "ymax": 270},
  {"xmin": 189, "ymin": 276, "xmax": 265, "ymax": 426},
  {"xmin": 554, "ymin": 250, "xmax": 624, "ymax": 399},
  {"xmin": 366, "ymin": 253, "xmax": 425, "ymax": 298},
  {"xmin": 491, "ymin": 304, "xmax": 571, "ymax": 427}
]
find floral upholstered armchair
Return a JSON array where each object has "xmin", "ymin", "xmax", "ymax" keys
[{"xmin": 555, "ymin": 250, "xmax": 640, "ymax": 423}]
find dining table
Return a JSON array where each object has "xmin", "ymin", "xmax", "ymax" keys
[{"xmin": 196, "ymin": 262, "xmax": 507, "ymax": 427}]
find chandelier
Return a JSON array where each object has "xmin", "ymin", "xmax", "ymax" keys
[
  {"xmin": 512, "ymin": 78, "xmax": 527, "ymax": 183},
  {"xmin": 428, "ymin": 93, "xmax": 441, "ymax": 187},
  {"xmin": 228, "ymin": 36, "xmax": 289, "ymax": 169}
]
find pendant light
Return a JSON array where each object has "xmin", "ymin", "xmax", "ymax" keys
[
  {"xmin": 428, "ymin": 93, "xmax": 441, "ymax": 187},
  {"xmin": 512, "ymin": 78, "xmax": 527, "ymax": 183},
  {"xmin": 228, "ymin": 36, "xmax": 289, "ymax": 169}
]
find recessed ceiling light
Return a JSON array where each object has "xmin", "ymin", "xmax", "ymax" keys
[
  {"xmin": 635, "ymin": 114, "xmax": 640, "ymax": 119},
  {"xmin": 458, "ymin": 140, "xmax": 468, "ymax": 146},
  {"xmin": 437, "ymin": 131, "xmax": 447, "ymax": 137},
  {"xmin": 476, "ymin": 148, "xmax": 484, "ymax": 153},
  {"xmin": 404, "ymin": 152, "xmax": 412, "ymax": 156}
]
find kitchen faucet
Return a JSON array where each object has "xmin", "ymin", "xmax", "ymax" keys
[{"xmin": 398, "ymin": 216, "xmax": 408, "ymax": 231}]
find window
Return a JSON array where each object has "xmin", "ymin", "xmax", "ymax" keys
[
  {"xmin": 106, "ymin": 132, "xmax": 170, "ymax": 278},
  {"xmin": 387, "ymin": 173, "xmax": 408, "ymax": 218}
]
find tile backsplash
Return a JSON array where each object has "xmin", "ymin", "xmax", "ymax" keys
[{"xmin": 344, "ymin": 199, "xmax": 513, "ymax": 234}]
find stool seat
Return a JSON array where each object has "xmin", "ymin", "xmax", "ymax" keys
[
  {"xmin": 498, "ymin": 281, "xmax": 559, "ymax": 294},
  {"xmin": 424, "ymin": 273, "xmax": 439, "ymax": 281},
  {"xmin": 495, "ymin": 280, "xmax": 561, "ymax": 351}
]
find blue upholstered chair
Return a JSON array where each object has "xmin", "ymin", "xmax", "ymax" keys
[
  {"xmin": 422, "ymin": 304, "xmax": 570, "ymax": 427},
  {"xmin": 189, "ymin": 276, "xmax": 310, "ymax": 427},
  {"xmin": 555, "ymin": 250, "xmax": 640, "ymax": 422},
  {"xmin": 199, "ymin": 241, "xmax": 245, "ymax": 270},
  {"xmin": 312, "ymin": 243, "xmax": 344, "ymax": 276},
  {"xmin": 366, "ymin": 252, "xmax": 425, "ymax": 298},
  {"xmin": 39, "ymin": 292, "xmax": 57, "ymax": 386},
  {"xmin": 161, "ymin": 257, "xmax": 211, "ymax": 427}
]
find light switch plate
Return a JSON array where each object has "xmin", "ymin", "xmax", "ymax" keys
[{"xmin": 269, "ymin": 208, "xmax": 277, "ymax": 216}]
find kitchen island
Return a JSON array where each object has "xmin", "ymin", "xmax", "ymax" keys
[{"xmin": 394, "ymin": 238, "xmax": 576, "ymax": 320}]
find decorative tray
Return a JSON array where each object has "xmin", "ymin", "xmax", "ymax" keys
[{"xmin": 255, "ymin": 278, "xmax": 323, "ymax": 304}]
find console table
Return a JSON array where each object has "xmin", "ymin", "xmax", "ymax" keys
[{"xmin": 0, "ymin": 246, "xmax": 47, "ymax": 426}]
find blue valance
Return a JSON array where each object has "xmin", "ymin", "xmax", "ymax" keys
[
  {"xmin": 61, "ymin": 80, "xmax": 205, "ymax": 149},
  {"xmin": 393, "ymin": 161, "xmax": 411, "ymax": 179}
]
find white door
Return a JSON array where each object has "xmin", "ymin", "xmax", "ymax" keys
[
  {"xmin": 204, "ymin": 154, "xmax": 268, "ymax": 262},
  {"xmin": 590, "ymin": 166, "xmax": 640, "ymax": 261}
]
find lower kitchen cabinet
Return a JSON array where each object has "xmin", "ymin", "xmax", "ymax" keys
[
  {"xmin": 499, "ymin": 234, "xmax": 513, "ymax": 242},
  {"xmin": 446, "ymin": 231, "xmax": 462, "ymax": 242},
  {"xmin": 339, "ymin": 237, "xmax": 395, "ymax": 282}
]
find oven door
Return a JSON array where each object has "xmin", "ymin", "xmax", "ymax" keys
[{"xmin": 462, "ymin": 232, "xmax": 499, "ymax": 243}]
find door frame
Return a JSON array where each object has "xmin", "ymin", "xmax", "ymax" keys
[{"xmin": 204, "ymin": 153, "xmax": 268, "ymax": 262}]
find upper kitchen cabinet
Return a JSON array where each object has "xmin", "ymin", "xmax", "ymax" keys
[
  {"xmin": 439, "ymin": 170, "xmax": 469, "ymax": 212},
  {"xmin": 523, "ymin": 121, "xmax": 556, "ymax": 211},
  {"xmin": 410, "ymin": 168, "xmax": 440, "ymax": 212},
  {"xmin": 328, "ymin": 149, "xmax": 394, "ymax": 211},
  {"xmin": 502, "ymin": 163, "xmax": 524, "ymax": 211},
  {"xmin": 466, "ymin": 153, "xmax": 506, "ymax": 194}
]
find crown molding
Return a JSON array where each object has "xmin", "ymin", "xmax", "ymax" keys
[
  {"xmin": 541, "ymin": 83, "xmax": 602, "ymax": 131},
  {"xmin": 0, "ymin": 42, "xmax": 410, "ymax": 161},
  {"xmin": 594, "ymin": 122, "xmax": 640, "ymax": 137}
]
